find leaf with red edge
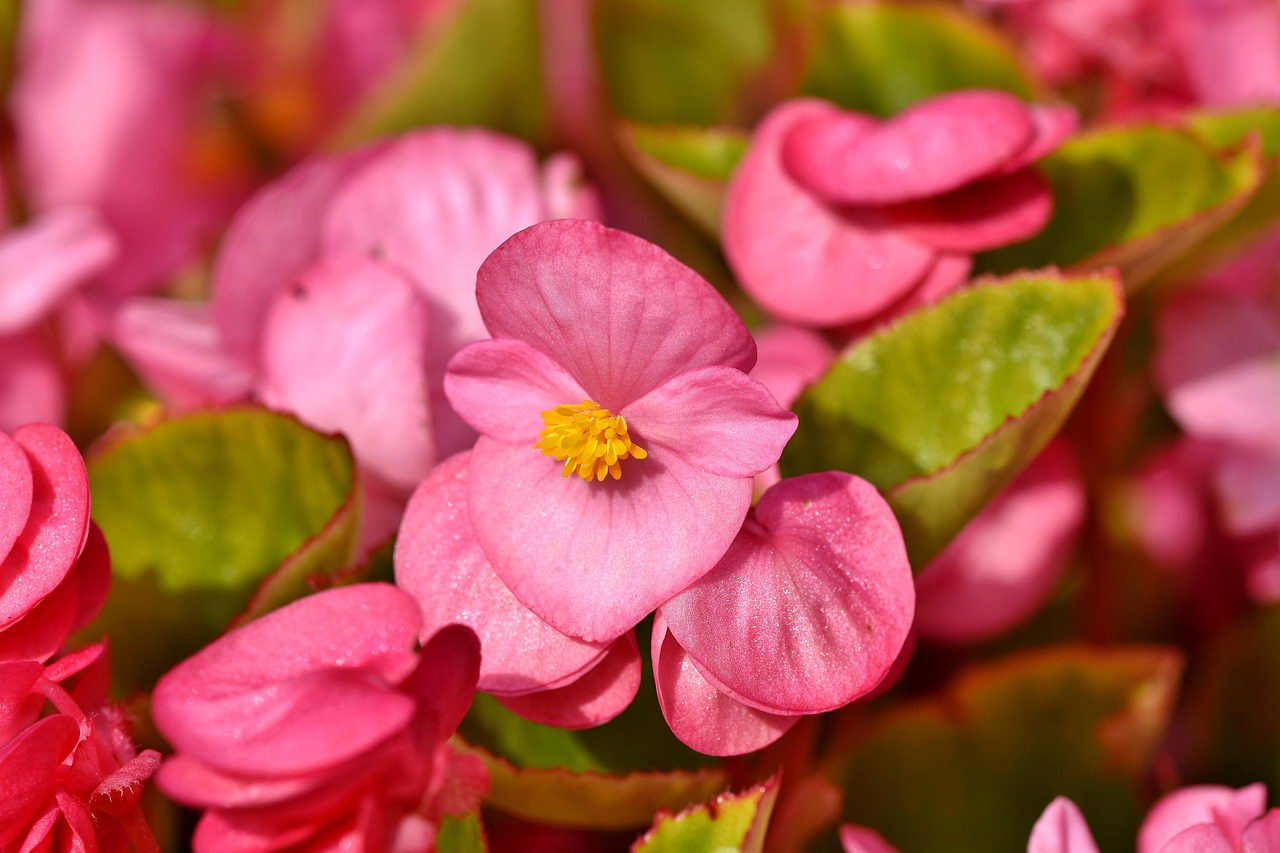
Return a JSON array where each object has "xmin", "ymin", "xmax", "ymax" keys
[{"xmin": 630, "ymin": 775, "xmax": 779, "ymax": 853}]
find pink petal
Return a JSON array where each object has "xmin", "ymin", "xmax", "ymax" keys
[
  {"xmin": 395, "ymin": 452, "xmax": 609, "ymax": 694},
  {"xmin": 0, "ymin": 566, "xmax": 78, "ymax": 663},
  {"xmin": 1028, "ymin": 797, "xmax": 1101, "ymax": 853},
  {"xmin": 468, "ymin": 436, "xmax": 751, "ymax": 643},
  {"xmin": 0, "ymin": 425, "xmax": 90, "ymax": 630},
  {"xmin": 0, "ymin": 330, "xmax": 65, "ymax": 432},
  {"xmin": 541, "ymin": 152, "xmax": 603, "ymax": 221},
  {"xmin": 444, "ymin": 339, "xmax": 589, "ymax": 445},
  {"xmin": 621, "ymin": 367, "xmax": 797, "ymax": 478},
  {"xmin": 1183, "ymin": 0, "xmax": 1280, "ymax": 107},
  {"xmin": 1213, "ymin": 447, "xmax": 1280, "ymax": 536},
  {"xmin": 781, "ymin": 91, "xmax": 1036, "ymax": 205},
  {"xmin": 1000, "ymin": 105, "xmax": 1079, "ymax": 173},
  {"xmin": 259, "ymin": 255, "xmax": 433, "ymax": 494},
  {"xmin": 723, "ymin": 100, "xmax": 936, "ymax": 326},
  {"xmin": 1244, "ymin": 809, "xmax": 1280, "ymax": 853},
  {"xmin": 750, "ymin": 325, "xmax": 836, "ymax": 410},
  {"xmin": 844, "ymin": 252, "xmax": 973, "ymax": 338},
  {"xmin": 884, "ymin": 167, "xmax": 1053, "ymax": 253},
  {"xmin": 157, "ymin": 754, "xmax": 332, "ymax": 810},
  {"xmin": 402, "ymin": 623, "xmax": 482, "ymax": 745},
  {"xmin": 914, "ymin": 441, "xmax": 1085, "ymax": 644},
  {"xmin": 476, "ymin": 220, "xmax": 757, "ymax": 408},
  {"xmin": 651, "ymin": 614, "xmax": 798, "ymax": 756},
  {"xmin": 1161, "ymin": 824, "xmax": 1239, "ymax": 853},
  {"xmin": 151, "ymin": 584, "xmax": 422, "ymax": 778},
  {"xmin": 840, "ymin": 824, "xmax": 901, "ymax": 853},
  {"xmin": 0, "ymin": 432, "xmax": 33, "ymax": 563},
  {"xmin": 1139, "ymin": 784, "xmax": 1267, "ymax": 853},
  {"xmin": 0, "ymin": 208, "xmax": 115, "ymax": 334},
  {"xmin": 661, "ymin": 472, "xmax": 914, "ymax": 714},
  {"xmin": 0, "ymin": 715, "xmax": 80, "ymax": 847},
  {"xmin": 497, "ymin": 632, "xmax": 641, "ymax": 729},
  {"xmin": 112, "ymin": 297, "xmax": 253, "ymax": 410},
  {"xmin": 0, "ymin": 660, "xmax": 44, "ymax": 744}
]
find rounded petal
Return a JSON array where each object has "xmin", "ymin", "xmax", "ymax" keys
[
  {"xmin": 661, "ymin": 472, "xmax": 914, "ymax": 714},
  {"xmin": 1028, "ymin": 797, "xmax": 1100, "ymax": 853},
  {"xmin": 0, "ymin": 432, "xmax": 33, "ymax": 564},
  {"xmin": 622, "ymin": 367, "xmax": 797, "ymax": 478},
  {"xmin": 885, "ymin": 167, "xmax": 1053, "ymax": 253},
  {"xmin": 468, "ymin": 436, "xmax": 751, "ymax": 643},
  {"xmin": 396, "ymin": 452, "xmax": 608, "ymax": 694},
  {"xmin": 402, "ymin": 623, "xmax": 482, "ymax": 745},
  {"xmin": 1244, "ymin": 809, "xmax": 1280, "ymax": 852},
  {"xmin": 750, "ymin": 325, "xmax": 836, "ymax": 410},
  {"xmin": 0, "ymin": 208, "xmax": 115, "ymax": 335},
  {"xmin": 497, "ymin": 632, "xmax": 641, "ymax": 729},
  {"xmin": 652, "ymin": 615, "xmax": 798, "ymax": 757},
  {"xmin": 476, "ymin": 220, "xmax": 756, "ymax": 407},
  {"xmin": 724, "ymin": 100, "xmax": 935, "ymax": 327},
  {"xmin": 781, "ymin": 91, "xmax": 1035, "ymax": 205},
  {"xmin": 1161, "ymin": 824, "xmax": 1238, "ymax": 853},
  {"xmin": 840, "ymin": 824, "xmax": 901, "ymax": 853},
  {"xmin": 1139, "ymin": 784, "xmax": 1267, "ymax": 853},
  {"xmin": 157, "ymin": 754, "xmax": 332, "ymax": 810},
  {"xmin": 1001, "ymin": 104, "xmax": 1078, "ymax": 173},
  {"xmin": 444, "ymin": 339, "xmax": 589, "ymax": 445},
  {"xmin": 259, "ymin": 255, "xmax": 433, "ymax": 493},
  {"xmin": 0, "ymin": 330, "xmax": 65, "ymax": 432}
]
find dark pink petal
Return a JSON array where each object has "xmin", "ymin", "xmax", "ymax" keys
[
  {"xmin": 0, "ymin": 425, "xmax": 90, "ymax": 630},
  {"xmin": 661, "ymin": 472, "xmax": 914, "ymax": 714},
  {"xmin": 1000, "ymin": 104, "xmax": 1078, "ymax": 173},
  {"xmin": 724, "ymin": 100, "xmax": 936, "ymax": 326},
  {"xmin": 444, "ymin": 339, "xmax": 589, "ymax": 446},
  {"xmin": 402, "ymin": 623, "xmax": 482, "ymax": 746},
  {"xmin": 622, "ymin": 367, "xmax": 797, "ymax": 478},
  {"xmin": 395, "ymin": 452, "xmax": 608, "ymax": 695},
  {"xmin": 0, "ymin": 330, "xmax": 64, "ymax": 432},
  {"xmin": 468, "ymin": 436, "xmax": 751, "ymax": 642},
  {"xmin": 497, "ymin": 632, "xmax": 641, "ymax": 729},
  {"xmin": 914, "ymin": 442, "xmax": 1085, "ymax": 644},
  {"xmin": 476, "ymin": 220, "xmax": 757, "ymax": 407},
  {"xmin": 1028, "ymin": 797, "xmax": 1100, "ymax": 853},
  {"xmin": 0, "ymin": 660, "xmax": 44, "ymax": 743},
  {"xmin": 781, "ymin": 91, "xmax": 1035, "ymax": 205},
  {"xmin": 151, "ymin": 584, "xmax": 422, "ymax": 777},
  {"xmin": 1244, "ymin": 809, "xmax": 1280, "ymax": 852},
  {"xmin": 259, "ymin": 255, "xmax": 434, "ymax": 493},
  {"xmin": 70, "ymin": 522, "xmax": 110, "ymax": 633},
  {"xmin": 0, "ymin": 715, "xmax": 79, "ymax": 847},
  {"xmin": 885, "ymin": 167, "xmax": 1053, "ymax": 253},
  {"xmin": 750, "ymin": 325, "xmax": 836, "ymax": 410},
  {"xmin": 1139, "ymin": 784, "xmax": 1267, "ymax": 853},
  {"xmin": 0, "ymin": 208, "xmax": 115, "ymax": 334},
  {"xmin": 840, "ymin": 824, "xmax": 901, "ymax": 853},
  {"xmin": 652, "ymin": 615, "xmax": 798, "ymax": 756},
  {"xmin": 157, "ymin": 754, "xmax": 332, "ymax": 810},
  {"xmin": 0, "ymin": 431, "xmax": 33, "ymax": 563}
]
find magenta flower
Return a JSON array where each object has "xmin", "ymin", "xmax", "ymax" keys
[
  {"xmin": 442, "ymin": 219, "xmax": 797, "ymax": 642},
  {"xmin": 653, "ymin": 472, "xmax": 914, "ymax": 755},
  {"xmin": 724, "ymin": 91, "xmax": 1075, "ymax": 327},
  {"xmin": 152, "ymin": 584, "xmax": 485, "ymax": 851}
]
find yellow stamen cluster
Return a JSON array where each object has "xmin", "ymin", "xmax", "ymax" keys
[{"xmin": 535, "ymin": 401, "xmax": 648, "ymax": 481}]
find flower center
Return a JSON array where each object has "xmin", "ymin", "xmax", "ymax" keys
[{"xmin": 535, "ymin": 400, "xmax": 648, "ymax": 482}]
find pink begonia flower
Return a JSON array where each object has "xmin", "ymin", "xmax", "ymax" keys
[
  {"xmin": 723, "ymin": 91, "xmax": 1076, "ymax": 327},
  {"xmin": 750, "ymin": 324, "xmax": 836, "ymax": 492},
  {"xmin": 1027, "ymin": 797, "xmax": 1101, "ymax": 852},
  {"xmin": 914, "ymin": 441, "xmax": 1085, "ymax": 644},
  {"xmin": 653, "ymin": 472, "xmax": 914, "ymax": 755},
  {"xmin": 395, "ymin": 451, "xmax": 641, "ymax": 728},
  {"xmin": 442, "ymin": 220, "xmax": 797, "ymax": 642},
  {"xmin": 153, "ymin": 584, "xmax": 486, "ymax": 851}
]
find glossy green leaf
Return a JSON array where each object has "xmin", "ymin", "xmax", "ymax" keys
[
  {"xmin": 631, "ymin": 777, "xmax": 779, "ymax": 853},
  {"xmin": 830, "ymin": 646, "xmax": 1182, "ymax": 851},
  {"xmin": 804, "ymin": 1, "xmax": 1033, "ymax": 117},
  {"xmin": 781, "ymin": 271, "xmax": 1123, "ymax": 566},
  {"xmin": 82, "ymin": 408, "xmax": 359, "ymax": 692},
  {"xmin": 978, "ymin": 125, "xmax": 1263, "ymax": 289},
  {"xmin": 619, "ymin": 123, "xmax": 748, "ymax": 235},
  {"xmin": 437, "ymin": 812, "xmax": 488, "ymax": 853}
]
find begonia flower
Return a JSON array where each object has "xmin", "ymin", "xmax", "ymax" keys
[
  {"xmin": 152, "ymin": 583, "xmax": 485, "ymax": 851},
  {"xmin": 653, "ymin": 472, "xmax": 914, "ymax": 755},
  {"xmin": 723, "ymin": 91, "xmax": 1075, "ymax": 327},
  {"xmin": 442, "ymin": 220, "xmax": 797, "ymax": 642}
]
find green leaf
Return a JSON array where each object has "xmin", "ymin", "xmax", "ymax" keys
[
  {"xmin": 618, "ymin": 123, "xmax": 748, "ymax": 235},
  {"xmin": 82, "ymin": 407, "xmax": 359, "ymax": 692},
  {"xmin": 803, "ymin": 1, "xmax": 1033, "ymax": 117},
  {"xmin": 632, "ymin": 776, "xmax": 780, "ymax": 853},
  {"xmin": 437, "ymin": 812, "xmax": 488, "ymax": 853},
  {"xmin": 978, "ymin": 125, "xmax": 1263, "ymax": 290},
  {"xmin": 830, "ymin": 646, "xmax": 1182, "ymax": 851},
  {"xmin": 781, "ymin": 271, "xmax": 1123, "ymax": 566},
  {"xmin": 337, "ymin": 0, "xmax": 544, "ymax": 145}
]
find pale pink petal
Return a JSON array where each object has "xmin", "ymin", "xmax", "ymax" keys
[
  {"xmin": 0, "ymin": 208, "xmax": 115, "ymax": 334},
  {"xmin": 885, "ymin": 168, "xmax": 1053, "ymax": 252},
  {"xmin": 0, "ymin": 432, "xmax": 33, "ymax": 563},
  {"xmin": 0, "ymin": 331, "xmax": 65, "ymax": 432},
  {"xmin": 661, "ymin": 472, "xmax": 914, "ymax": 714},
  {"xmin": 1212, "ymin": 447, "xmax": 1280, "ymax": 536},
  {"xmin": 476, "ymin": 220, "xmax": 757, "ymax": 407},
  {"xmin": 444, "ymin": 339, "xmax": 589, "ymax": 445},
  {"xmin": 113, "ymin": 297, "xmax": 253, "ymax": 409},
  {"xmin": 915, "ymin": 441, "xmax": 1085, "ymax": 644},
  {"xmin": 468, "ymin": 436, "xmax": 751, "ymax": 642},
  {"xmin": 541, "ymin": 152, "xmax": 603, "ymax": 221},
  {"xmin": 724, "ymin": 100, "xmax": 936, "ymax": 326},
  {"xmin": 840, "ymin": 824, "xmax": 901, "ymax": 853},
  {"xmin": 395, "ymin": 452, "xmax": 608, "ymax": 695},
  {"xmin": 497, "ymin": 632, "xmax": 641, "ymax": 729},
  {"xmin": 1183, "ymin": 0, "xmax": 1280, "ymax": 107},
  {"xmin": 0, "ymin": 715, "xmax": 79, "ymax": 847},
  {"xmin": 750, "ymin": 325, "xmax": 836, "ymax": 410},
  {"xmin": 621, "ymin": 367, "xmax": 797, "ymax": 478},
  {"xmin": 259, "ymin": 256, "xmax": 433, "ymax": 494},
  {"xmin": 1028, "ymin": 797, "xmax": 1101, "ymax": 853},
  {"xmin": 652, "ymin": 614, "xmax": 798, "ymax": 757},
  {"xmin": 781, "ymin": 91, "xmax": 1035, "ymax": 205},
  {"xmin": 1139, "ymin": 784, "xmax": 1267, "ymax": 853},
  {"xmin": 1244, "ymin": 809, "xmax": 1280, "ymax": 852}
]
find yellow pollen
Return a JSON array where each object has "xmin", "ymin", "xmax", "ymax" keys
[{"xmin": 534, "ymin": 400, "xmax": 648, "ymax": 481}]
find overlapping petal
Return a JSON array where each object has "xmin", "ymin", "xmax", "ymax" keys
[
  {"xmin": 497, "ymin": 633, "xmax": 641, "ymax": 729},
  {"xmin": 0, "ymin": 208, "xmax": 115, "ymax": 334},
  {"xmin": 1139, "ymin": 784, "xmax": 1267, "ymax": 853}
]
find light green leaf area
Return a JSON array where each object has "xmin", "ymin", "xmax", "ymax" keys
[
  {"xmin": 832, "ymin": 646, "xmax": 1182, "ymax": 852},
  {"xmin": 633, "ymin": 777, "xmax": 779, "ymax": 853},
  {"xmin": 597, "ymin": 0, "xmax": 773, "ymax": 124},
  {"xmin": 436, "ymin": 812, "xmax": 487, "ymax": 853},
  {"xmin": 83, "ymin": 408, "xmax": 358, "ymax": 692},
  {"xmin": 804, "ymin": 1, "xmax": 1033, "ymax": 117},
  {"xmin": 620, "ymin": 123, "xmax": 748, "ymax": 235},
  {"xmin": 781, "ymin": 271, "xmax": 1122, "ymax": 566}
]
